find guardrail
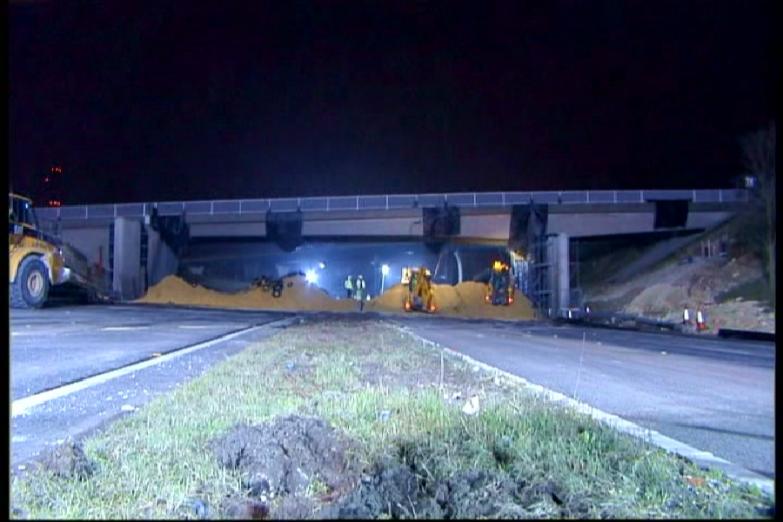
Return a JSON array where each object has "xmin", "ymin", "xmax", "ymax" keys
[
  {"xmin": 35, "ymin": 188, "xmax": 749, "ymax": 222},
  {"xmin": 556, "ymin": 310, "xmax": 682, "ymax": 332}
]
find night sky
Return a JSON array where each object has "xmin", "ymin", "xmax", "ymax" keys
[{"xmin": 9, "ymin": 0, "xmax": 777, "ymax": 204}]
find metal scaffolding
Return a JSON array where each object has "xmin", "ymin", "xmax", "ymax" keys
[
  {"xmin": 524, "ymin": 234, "xmax": 582, "ymax": 318},
  {"xmin": 527, "ymin": 235, "xmax": 552, "ymax": 316}
]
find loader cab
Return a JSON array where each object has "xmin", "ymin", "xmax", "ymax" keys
[{"xmin": 9, "ymin": 193, "xmax": 40, "ymax": 233}]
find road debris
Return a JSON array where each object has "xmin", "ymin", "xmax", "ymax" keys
[{"xmin": 462, "ymin": 395, "xmax": 481, "ymax": 415}]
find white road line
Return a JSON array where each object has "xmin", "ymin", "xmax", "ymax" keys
[
  {"xmin": 101, "ymin": 326, "xmax": 149, "ymax": 331},
  {"xmin": 11, "ymin": 324, "xmax": 270, "ymax": 418},
  {"xmin": 391, "ymin": 323, "xmax": 775, "ymax": 497},
  {"xmin": 178, "ymin": 324, "xmax": 225, "ymax": 329}
]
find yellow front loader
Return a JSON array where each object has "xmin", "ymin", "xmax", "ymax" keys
[{"xmin": 9, "ymin": 193, "xmax": 72, "ymax": 308}]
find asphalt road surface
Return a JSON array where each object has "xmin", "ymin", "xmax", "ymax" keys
[
  {"xmin": 10, "ymin": 305, "xmax": 775, "ymax": 483},
  {"xmin": 10, "ymin": 304, "xmax": 293, "ymax": 468},
  {"xmin": 397, "ymin": 316, "xmax": 775, "ymax": 479}
]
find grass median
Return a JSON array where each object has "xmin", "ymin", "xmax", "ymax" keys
[{"xmin": 11, "ymin": 317, "xmax": 773, "ymax": 519}]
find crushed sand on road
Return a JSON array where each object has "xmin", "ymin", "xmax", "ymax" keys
[
  {"xmin": 137, "ymin": 276, "xmax": 537, "ymax": 320},
  {"xmin": 137, "ymin": 275, "xmax": 356, "ymax": 312}
]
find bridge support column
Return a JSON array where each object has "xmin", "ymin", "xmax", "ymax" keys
[
  {"xmin": 112, "ymin": 217, "xmax": 144, "ymax": 301},
  {"xmin": 547, "ymin": 233, "xmax": 570, "ymax": 316},
  {"xmin": 146, "ymin": 226, "xmax": 179, "ymax": 289}
]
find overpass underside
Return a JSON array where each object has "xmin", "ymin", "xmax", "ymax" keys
[{"xmin": 185, "ymin": 202, "xmax": 734, "ymax": 242}]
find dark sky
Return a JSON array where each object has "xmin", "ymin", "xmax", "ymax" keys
[{"xmin": 9, "ymin": 0, "xmax": 777, "ymax": 204}]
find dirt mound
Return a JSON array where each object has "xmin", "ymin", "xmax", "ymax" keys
[
  {"xmin": 139, "ymin": 274, "xmax": 535, "ymax": 320},
  {"xmin": 40, "ymin": 439, "xmax": 96, "ymax": 480},
  {"xmin": 368, "ymin": 281, "xmax": 536, "ymax": 320},
  {"xmin": 433, "ymin": 283, "xmax": 463, "ymax": 311},
  {"xmin": 322, "ymin": 463, "xmax": 442, "ymax": 518},
  {"xmin": 137, "ymin": 275, "xmax": 355, "ymax": 312},
  {"xmin": 209, "ymin": 415, "xmax": 575, "ymax": 519},
  {"xmin": 211, "ymin": 415, "xmax": 361, "ymax": 517},
  {"xmin": 368, "ymin": 283, "xmax": 407, "ymax": 309},
  {"xmin": 588, "ymin": 253, "xmax": 775, "ymax": 333},
  {"xmin": 320, "ymin": 449, "xmax": 576, "ymax": 519},
  {"xmin": 625, "ymin": 284, "xmax": 689, "ymax": 316}
]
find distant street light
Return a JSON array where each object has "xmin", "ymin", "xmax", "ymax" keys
[
  {"xmin": 318, "ymin": 261, "xmax": 326, "ymax": 269},
  {"xmin": 380, "ymin": 264, "xmax": 390, "ymax": 294}
]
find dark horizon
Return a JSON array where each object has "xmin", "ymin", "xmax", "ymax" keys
[{"xmin": 9, "ymin": 0, "xmax": 777, "ymax": 205}]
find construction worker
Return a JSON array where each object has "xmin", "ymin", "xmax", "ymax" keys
[
  {"xmin": 354, "ymin": 274, "xmax": 366, "ymax": 311},
  {"xmin": 344, "ymin": 275, "xmax": 354, "ymax": 299}
]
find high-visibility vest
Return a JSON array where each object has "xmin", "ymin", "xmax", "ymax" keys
[
  {"xmin": 683, "ymin": 309, "xmax": 690, "ymax": 322},
  {"xmin": 344, "ymin": 278, "xmax": 353, "ymax": 289},
  {"xmin": 357, "ymin": 278, "xmax": 366, "ymax": 289}
]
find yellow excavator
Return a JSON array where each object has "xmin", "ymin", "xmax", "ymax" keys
[
  {"xmin": 402, "ymin": 266, "xmax": 436, "ymax": 313},
  {"xmin": 9, "ymin": 193, "xmax": 109, "ymax": 308}
]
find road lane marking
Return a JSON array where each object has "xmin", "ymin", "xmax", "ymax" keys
[
  {"xmin": 178, "ymin": 324, "xmax": 220, "ymax": 329},
  {"xmin": 12, "ymin": 320, "xmax": 288, "ymax": 418},
  {"xmin": 102, "ymin": 326, "xmax": 150, "ymax": 331},
  {"xmin": 392, "ymin": 322, "xmax": 775, "ymax": 497}
]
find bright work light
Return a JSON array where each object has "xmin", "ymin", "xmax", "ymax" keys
[{"xmin": 305, "ymin": 269, "xmax": 318, "ymax": 284}]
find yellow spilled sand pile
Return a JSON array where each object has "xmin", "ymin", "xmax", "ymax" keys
[
  {"xmin": 367, "ymin": 281, "xmax": 537, "ymax": 320},
  {"xmin": 137, "ymin": 275, "xmax": 536, "ymax": 320},
  {"xmin": 136, "ymin": 275, "xmax": 355, "ymax": 312}
]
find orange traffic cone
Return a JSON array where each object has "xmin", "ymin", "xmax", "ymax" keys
[{"xmin": 696, "ymin": 309, "xmax": 706, "ymax": 331}]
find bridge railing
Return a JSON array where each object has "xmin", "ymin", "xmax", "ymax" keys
[{"xmin": 35, "ymin": 188, "xmax": 750, "ymax": 222}]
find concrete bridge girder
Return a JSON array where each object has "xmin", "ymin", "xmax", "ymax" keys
[
  {"xmin": 179, "ymin": 204, "xmax": 736, "ymax": 241},
  {"xmin": 50, "ymin": 203, "xmax": 738, "ymax": 245},
  {"xmin": 547, "ymin": 212, "xmax": 655, "ymax": 238}
]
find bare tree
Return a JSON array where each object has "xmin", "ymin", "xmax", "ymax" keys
[{"xmin": 740, "ymin": 121, "xmax": 776, "ymax": 309}]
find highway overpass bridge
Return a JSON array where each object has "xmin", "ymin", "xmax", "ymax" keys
[{"xmin": 37, "ymin": 188, "xmax": 749, "ymax": 311}]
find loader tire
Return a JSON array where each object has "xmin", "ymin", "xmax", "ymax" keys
[{"xmin": 10, "ymin": 257, "xmax": 50, "ymax": 309}]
